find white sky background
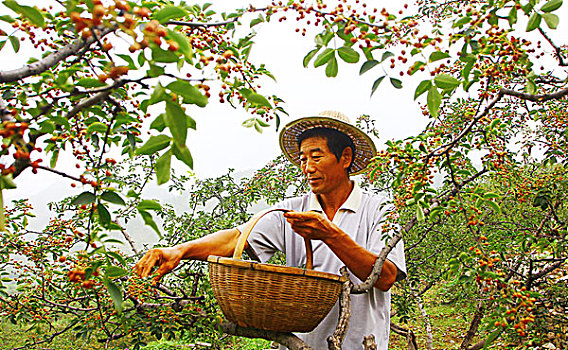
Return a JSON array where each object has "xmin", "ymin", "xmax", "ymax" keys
[{"xmin": 2, "ymin": 0, "xmax": 567, "ymax": 244}]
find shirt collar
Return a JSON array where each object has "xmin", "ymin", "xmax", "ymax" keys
[{"xmin": 308, "ymin": 181, "xmax": 362, "ymax": 213}]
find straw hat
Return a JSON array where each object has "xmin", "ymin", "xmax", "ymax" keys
[{"xmin": 279, "ymin": 111, "xmax": 377, "ymax": 175}]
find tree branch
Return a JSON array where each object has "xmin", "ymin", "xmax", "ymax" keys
[
  {"xmin": 0, "ymin": 26, "xmax": 115, "ymax": 83},
  {"xmin": 459, "ymin": 303, "xmax": 484, "ymax": 350},
  {"xmin": 220, "ymin": 322, "xmax": 312, "ymax": 350},
  {"xmin": 351, "ymin": 229, "xmax": 403, "ymax": 294},
  {"xmin": 327, "ymin": 267, "xmax": 352, "ymax": 349}
]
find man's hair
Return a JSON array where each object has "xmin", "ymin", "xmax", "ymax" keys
[{"xmin": 297, "ymin": 127, "xmax": 355, "ymax": 171}]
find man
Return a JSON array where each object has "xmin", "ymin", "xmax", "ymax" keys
[{"xmin": 135, "ymin": 111, "xmax": 406, "ymax": 349}]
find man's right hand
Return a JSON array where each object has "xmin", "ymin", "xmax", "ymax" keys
[{"xmin": 133, "ymin": 246, "xmax": 185, "ymax": 282}]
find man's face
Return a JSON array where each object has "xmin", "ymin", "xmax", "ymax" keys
[{"xmin": 299, "ymin": 136, "xmax": 351, "ymax": 195}]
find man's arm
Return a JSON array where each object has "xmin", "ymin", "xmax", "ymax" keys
[
  {"xmin": 134, "ymin": 228, "xmax": 241, "ymax": 281},
  {"xmin": 283, "ymin": 211, "xmax": 398, "ymax": 291}
]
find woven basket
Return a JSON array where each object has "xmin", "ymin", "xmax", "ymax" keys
[{"xmin": 208, "ymin": 208, "xmax": 347, "ymax": 333}]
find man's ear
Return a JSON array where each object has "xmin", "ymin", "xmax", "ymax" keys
[{"xmin": 341, "ymin": 147, "xmax": 353, "ymax": 170}]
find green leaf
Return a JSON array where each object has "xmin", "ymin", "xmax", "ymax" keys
[
  {"xmin": 86, "ymin": 122, "xmax": 107, "ymax": 136},
  {"xmin": 171, "ymin": 142, "xmax": 193, "ymax": 168},
  {"xmin": 526, "ymin": 12, "xmax": 541, "ymax": 31},
  {"xmin": 303, "ymin": 48, "xmax": 320, "ymax": 68},
  {"xmin": 50, "ymin": 150, "xmax": 59, "ymax": 168},
  {"xmin": 486, "ymin": 200, "xmax": 501, "ymax": 214},
  {"xmin": 526, "ymin": 79, "xmax": 537, "ymax": 94},
  {"xmin": 380, "ymin": 51, "xmax": 394, "ymax": 62},
  {"xmin": 508, "ymin": 6, "xmax": 518, "ymax": 26},
  {"xmin": 165, "ymin": 100, "xmax": 187, "ymax": 146},
  {"xmin": 325, "ymin": 56, "xmax": 338, "ymax": 77},
  {"xmin": 370, "ymin": 76, "xmax": 385, "ymax": 97},
  {"xmin": 150, "ymin": 114, "xmax": 166, "ymax": 132},
  {"xmin": 71, "ymin": 192, "xmax": 96, "ymax": 206},
  {"xmin": 167, "ymin": 80, "xmax": 207, "ymax": 107},
  {"xmin": 148, "ymin": 84, "xmax": 166, "ymax": 106},
  {"xmin": 137, "ymin": 200, "xmax": 161, "ymax": 211},
  {"xmin": 434, "ymin": 74, "xmax": 460, "ymax": 90},
  {"xmin": 414, "ymin": 80, "xmax": 432, "ymax": 100},
  {"xmin": 155, "ymin": 150, "xmax": 172, "ymax": 185},
  {"xmin": 116, "ymin": 54, "xmax": 136, "ymax": 69},
  {"xmin": 416, "ymin": 206, "xmax": 425, "ymax": 222},
  {"xmin": 314, "ymin": 48, "xmax": 335, "ymax": 68},
  {"xmin": 482, "ymin": 328, "xmax": 504, "ymax": 350},
  {"xmin": 483, "ymin": 192, "xmax": 500, "ymax": 199},
  {"xmin": 427, "ymin": 87, "xmax": 442, "ymax": 118},
  {"xmin": 429, "ymin": 51, "xmax": 450, "ymax": 62},
  {"xmin": 3, "ymin": 1, "xmax": 45, "ymax": 28},
  {"xmin": 428, "ymin": 206, "xmax": 445, "ymax": 221},
  {"xmin": 100, "ymin": 191, "xmax": 126, "ymax": 206},
  {"xmin": 106, "ymin": 251, "xmax": 127, "ymax": 266},
  {"xmin": 97, "ymin": 202, "xmax": 111, "ymax": 228},
  {"xmin": 359, "ymin": 60, "xmax": 379, "ymax": 75},
  {"xmin": 245, "ymin": 92, "xmax": 272, "ymax": 108},
  {"xmin": 337, "ymin": 46, "xmax": 360, "ymax": 63},
  {"xmin": 103, "ymin": 277, "xmax": 123, "ymax": 313},
  {"xmin": 541, "ymin": 0, "xmax": 563, "ymax": 12},
  {"xmin": 167, "ymin": 29, "xmax": 193, "ymax": 59},
  {"xmin": 153, "ymin": 5, "xmax": 188, "ymax": 24},
  {"xmin": 8, "ymin": 35, "xmax": 19, "ymax": 53},
  {"xmin": 138, "ymin": 209, "xmax": 161, "ymax": 238},
  {"xmin": 151, "ymin": 46, "xmax": 179, "ymax": 63},
  {"xmin": 250, "ymin": 14, "xmax": 264, "ymax": 27},
  {"xmin": 543, "ymin": 13, "xmax": 559, "ymax": 28},
  {"xmin": 0, "ymin": 174, "xmax": 16, "ymax": 190},
  {"xmin": 77, "ymin": 78, "xmax": 106, "ymax": 88},
  {"xmin": 390, "ymin": 78, "xmax": 403, "ymax": 89},
  {"xmin": 105, "ymin": 266, "xmax": 129, "ymax": 279},
  {"xmin": 0, "ymin": 15, "xmax": 15, "ymax": 23},
  {"xmin": 135, "ymin": 135, "xmax": 171, "ymax": 155}
]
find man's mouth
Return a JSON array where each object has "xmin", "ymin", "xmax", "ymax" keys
[{"xmin": 307, "ymin": 177, "xmax": 321, "ymax": 184}]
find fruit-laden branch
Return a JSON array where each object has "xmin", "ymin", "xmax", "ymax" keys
[
  {"xmin": 0, "ymin": 26, "xmax": 115, "ymax": 83},
  {"xmin": 36, "ymin": 165, "xmax": 82, "ymax": 182},
  {"xmin": 166, "ymin": 18, "xmax": 240, "ymax": 28},
  {"xmin": 220, "ymin": 322, "xmax": 313, "ymax": 350},
  {"xmin": 66, "ymin": 89, "xmax": 112, "ymax": 120},
  {"xmin": 430, "ymin": 87, "xmax": 568, "ymax": 158},
  {"xmin": 354, "ymin": 164, "xmax": 488, "ymax": 294},
  {"xmin": 538, "ymin": 28, "xmax": 568, "ymax": 67}
]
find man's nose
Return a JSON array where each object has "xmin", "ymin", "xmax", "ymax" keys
[{"xmin": 303, "ymin": 159, "xmax": 316, "ymax": 173}]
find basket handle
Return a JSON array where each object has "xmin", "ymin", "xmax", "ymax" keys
[{"xmin": 232, "ymin": 208, "xmax": 314, "ymax": 270}]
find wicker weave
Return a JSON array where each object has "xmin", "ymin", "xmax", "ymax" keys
[{"xmin": 208, "ymin": 208, "xmax": 347, "ymax": 332}]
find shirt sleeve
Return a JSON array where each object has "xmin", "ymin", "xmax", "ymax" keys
[{"xmin": 367, "ymin": 204, "xmax": 407, "ymax": 282}]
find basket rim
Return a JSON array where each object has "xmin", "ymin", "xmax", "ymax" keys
[{"xmin": 208, "ymin": 256, "xmax": 348, "ymax": 283}]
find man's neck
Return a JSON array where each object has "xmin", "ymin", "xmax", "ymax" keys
[{"xmin": 316, "ymin": 180, "xmax": 354, "ymax": 221}]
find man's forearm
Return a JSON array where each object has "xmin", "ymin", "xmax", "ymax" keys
[
  {"xmin": 175, "ymin": 228, "xmax": 242, "ymax": 261},
  {"xmin": 324, "ymin": 229, "xmax": 397, "ymax": 291}
]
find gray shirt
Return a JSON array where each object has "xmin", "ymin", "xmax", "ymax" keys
[{"xmin": 243, "ymin": 182, "xmax": 407, "ymax": 350}]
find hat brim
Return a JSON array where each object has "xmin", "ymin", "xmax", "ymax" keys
[{"xmin": 279, "ymin": 116, "xmax": 377, "ymax": 176}]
